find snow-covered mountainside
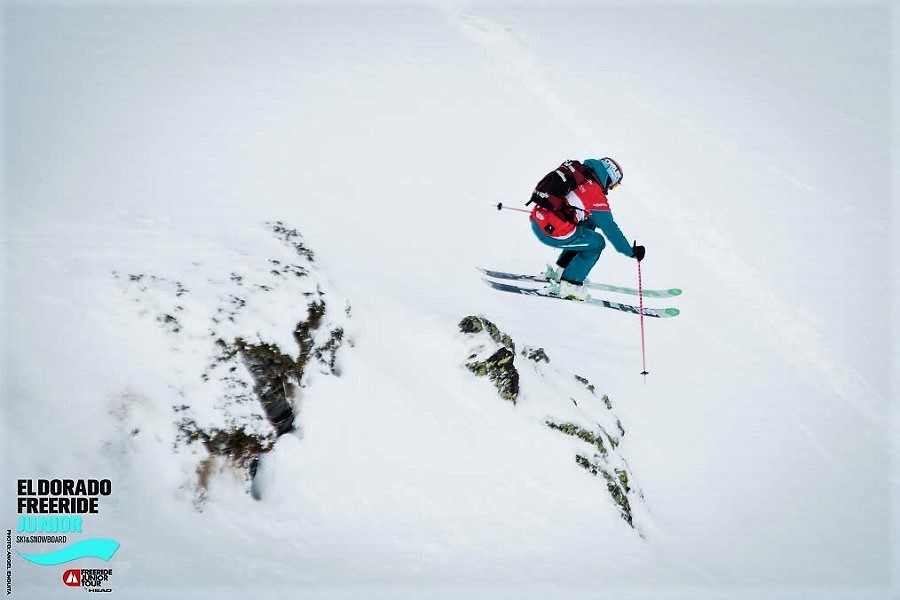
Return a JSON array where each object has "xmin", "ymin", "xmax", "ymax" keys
[
  {"xmin": 9, "ymin": 219, "xmax": 661, "ymax": 597},
  {"xmin": 3, "ymin": 4, "xmax": 895, "ymax": 600}
]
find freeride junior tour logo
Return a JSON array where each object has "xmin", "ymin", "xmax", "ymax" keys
[{"xmin": 62, "ymin": 568, "xmax": 113, "ymax": 591}]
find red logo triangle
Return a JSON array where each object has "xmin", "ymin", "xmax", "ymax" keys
[{"xmin": 63, "ymin": 569, "xmax": 80, "ymax": 587}]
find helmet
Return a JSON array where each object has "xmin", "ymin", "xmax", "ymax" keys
[{"xmin": 600, "ymin": 157, "xmax": 623, "ymax": 189}]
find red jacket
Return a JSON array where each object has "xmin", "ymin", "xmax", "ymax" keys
[{"xmin": 530, "ymin": 177, "xmax": 610, "ymax": 239}]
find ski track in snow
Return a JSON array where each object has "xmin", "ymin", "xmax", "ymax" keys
[
  {"xmin": 452, "ymin": 11, "xmax": 600, "ymax": 149},
  {"xmin": 765, "ymin": 164, "xmax": 816, "ymax": 192},
  {"xmin": 449, "ymin": 8, "xmax": 888, "ymax": 444}
]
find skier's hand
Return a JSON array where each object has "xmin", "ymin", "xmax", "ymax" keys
[
  {"xmin": 631, "ymin": 242, "xmax": 646, "ymax": 262},
  {"xmin": 559, "ymin": 203, "xmax": 578, "ymax": 224}
]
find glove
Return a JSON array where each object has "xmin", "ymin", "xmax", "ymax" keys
[
  {"xmin": 631, "ymin": 241, "xmax": 646, "ymax": 262},
  {"xmin": 558, "ymin": 202, "xmax": 578, "ymax": 224}
]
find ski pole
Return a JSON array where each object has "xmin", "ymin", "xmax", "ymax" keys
[
  {"xmin": 495, "ymin": 202, "xmax": 531, "ymax": 214},
  {"xmin": 495, "ymin": 202, "xmax": 589, "ymax": 216},
  {"xmin": 636, "ymin": 250, "xmax": 649, "ymax": 378}
]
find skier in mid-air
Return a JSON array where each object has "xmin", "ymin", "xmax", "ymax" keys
[{"xmin": 527, "ymin": 157, "xmax": 645, "ymax": 301}]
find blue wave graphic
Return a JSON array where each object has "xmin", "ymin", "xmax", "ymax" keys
[{"xmin": 18, "ymin": 538, "xmax": 120, "ymax": 566}]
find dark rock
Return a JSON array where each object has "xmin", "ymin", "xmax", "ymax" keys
[
  {"xmin": 555, "ymin": 423, "xmax": 634, "ymax": 528},
  {"xmin": 458, "ymin": 315, "xmax": 514, "ymax": 352},
  {"xmin": 601, "ymin": 469, "xmax": 634, "ymax": 527},
  {"xmin": 268, "ymin": 221, "xmax": 315, "ymax": 261},
  {"xmin": 546, "ymin": 421, "xmax": 607, "ymax": 457},
  {"xmin": 575, "ymin": 375, "xmax": 596, "ymax": 395},
  {"xmin": 466, "ymin": 347, "xmax": 519, "ymax": 403},
  {"xmin": 522, "ymin": 347, "xmax": 550, "ymax": 363},
  {"xmin": 574, "ymin": 454, "xmax": 634, "ymax": 528},
  {"xmin": 237, "ymin": 340, "xmax": 299, "ymax": 436},
  {"xmin": 176, "ymin": 418, "xmax": 274, "ymax": 470},
  {"xmin": 315, "ymin": 327, "xmax": 345, "ymax": 375},
  {"xmin": 458, "ymin": 316, "xmax": 484, "ymax": 334}
]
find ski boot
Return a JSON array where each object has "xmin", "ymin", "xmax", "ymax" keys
[
  {"xmin": 542, "ymin": 279, "xmax": 590, "ymax": 301},
  {"xmin": 558, "ymin": 280, "xmax": 591, "ymax": 302},
  {"xmin": 545, "ymin": 263, "xmax": 562, "ymax": 283},
  {"xmin": 546, "ymin": 264, "xmax": 590, "ymax": 287}
]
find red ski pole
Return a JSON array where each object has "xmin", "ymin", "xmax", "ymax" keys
[
  {"xmin": 496, "ymin": 202, "xmax": 587, "ymax": 216},
  {"xmin": 495, "ymin": 202, "xmax": 531, "ymax": 214},
  {"xmin": 636, "ymin": 249, "xmax": 649, "ymax": 378}
]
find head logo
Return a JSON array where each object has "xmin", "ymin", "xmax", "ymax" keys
[{"xmin": 62, "ymin": 569, "xmax": 80, "ymax": 587}]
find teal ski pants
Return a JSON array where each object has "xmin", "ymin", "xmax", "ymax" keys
[{"xmin": 531, "ymin": 219, "xmax": 606, "ymax": 284}]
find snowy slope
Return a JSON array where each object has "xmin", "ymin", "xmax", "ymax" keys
[{"xmin": 3, "ymin": 3, "xmax": 896, "ymax": 599}]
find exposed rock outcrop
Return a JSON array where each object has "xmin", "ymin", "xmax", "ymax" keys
[
  {"xmin": 116, "ymin": 222, "xmax": 349, "ymax": 505},
  {"xmin": 458, "ymin": 315, "xmax": 644, "ymax": 531},
  {"xmin": 459, "ymin": 316, "xmax": 519, "ymax": 403}
]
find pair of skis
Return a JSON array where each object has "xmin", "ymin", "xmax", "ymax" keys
[{"xmin": 479, "ymin": 267, "xmax": 681, "ymax": 319}]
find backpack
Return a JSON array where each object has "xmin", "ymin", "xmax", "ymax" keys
[{"xmin": 526, "ymin": 160, "xmax": 598, "ymax": 223}]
